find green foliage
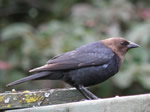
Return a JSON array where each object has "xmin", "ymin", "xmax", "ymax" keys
[{"xmin": 0, "ymin": 0, "xmax": 150, "ymax": 96}]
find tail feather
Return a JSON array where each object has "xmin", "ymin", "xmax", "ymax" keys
[{"xmin": 7, "ymin": 71, "xmax": 50, "ymax": 87}]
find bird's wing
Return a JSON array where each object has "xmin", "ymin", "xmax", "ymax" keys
[{"xmin": 29, "ymin": 42, "xmax": 115, "ymax": 72}]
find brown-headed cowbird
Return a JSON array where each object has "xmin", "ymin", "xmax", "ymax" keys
[{"xmin": 7, "ymin": 37, "xmax": 140, "ymax": 100}]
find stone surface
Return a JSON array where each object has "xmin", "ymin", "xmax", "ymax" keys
[
  {"xmin": 0, "ymin": 88, "xmax": 84, "ymax": 110},
  {"xmin": 6, "ymin": 93, "xmax": 150, "ymax": 112}
]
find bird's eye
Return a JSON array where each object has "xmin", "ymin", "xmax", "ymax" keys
[{"xmin": 120, "ymin": 41, "xmax": 129, "ymax": 46}]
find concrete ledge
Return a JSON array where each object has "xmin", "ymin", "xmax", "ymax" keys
[
  {"xmin": 0, "ymin": 88, "xmax": 83, "ymax": 110},
  {"xmin": 6, "ymin": 93, "xmax": 150, "ymax": 112}
]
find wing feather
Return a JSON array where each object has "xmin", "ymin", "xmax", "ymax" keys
[{"xmin": 29, "ymin": 42, "xmax": 114, "ymax": 72}]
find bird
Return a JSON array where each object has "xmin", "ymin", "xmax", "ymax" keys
[{"xmin": 7, "ymin": 37, "xmax": 140, "ymax": 100}]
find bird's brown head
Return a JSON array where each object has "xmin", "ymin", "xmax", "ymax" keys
[{"xmin": 101, "ymin": 37, "xmax": 140, "ymax": 64}]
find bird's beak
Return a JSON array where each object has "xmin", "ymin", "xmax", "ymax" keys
[{"xmin": 127, "ymin": 41, "xmax": 140, "ymax": 49}]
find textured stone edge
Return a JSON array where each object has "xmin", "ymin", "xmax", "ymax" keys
[
  {"xmin": 0, "ymin": 88, "xmax": 84, "ymax": 110},
  {"xmin": 6, "ymin": 93, "xmax": 150, "ymax": 112}
]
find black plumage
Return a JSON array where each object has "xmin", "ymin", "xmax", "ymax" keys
[{"xmin": 7, "ymin": 37, "xmax": 140, "ymax": 100}]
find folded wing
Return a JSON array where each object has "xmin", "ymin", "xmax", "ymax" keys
[{"xmin": 29, "ymin": 42, "xmax": 114, "ymax": 72}]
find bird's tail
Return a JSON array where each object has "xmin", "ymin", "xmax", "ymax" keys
[{"xmin": 6, "ymin": 71, "xmax": 50, "ymax": 87}]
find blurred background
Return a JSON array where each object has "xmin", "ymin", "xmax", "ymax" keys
[{"xmin": 0, "ymin": 0, "xmax": 150, "ymax": 98}]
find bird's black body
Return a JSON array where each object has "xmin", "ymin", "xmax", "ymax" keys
[
  {"xmin": 40, "ymin": 52, "xmax": 120, "ymax": 87},
  {"xmin": 38, "ymin": 42, "xmax": 120, "ymax": 87},
  {"xmin": 7, "ymin": 37, "xmax": 140, "ymax": 100},
  {"xmin": 63, "ymin": 53, "xmax": 120, "ymax": 87}
]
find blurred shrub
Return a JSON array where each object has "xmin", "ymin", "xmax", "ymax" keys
[{"xmin": 0, "ymin": 0, "xmax": 150, "ymax": 97}]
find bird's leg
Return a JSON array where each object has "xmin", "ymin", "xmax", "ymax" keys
[
  {"xmin": 75, "ymin": 86, "xmax": 92, "ymax": 100},
  {"xmin": 80, "ymin": 86, "xmax": 99, "ymax": 99}
]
